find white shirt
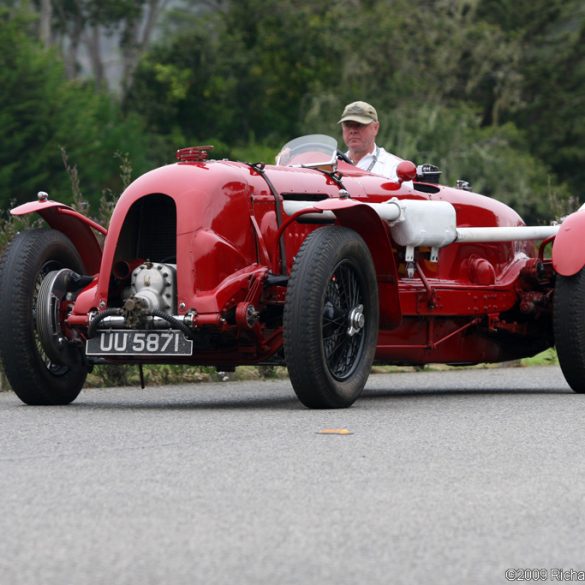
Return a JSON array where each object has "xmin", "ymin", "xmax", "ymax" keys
[{"xmin": 350, "ymin": 145, "xmax": 404, "ymax": 180}]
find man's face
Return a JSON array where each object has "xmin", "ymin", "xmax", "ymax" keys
[{"xmin": 342, "ymin": 120, "xmax": 379, "ymax": 156}]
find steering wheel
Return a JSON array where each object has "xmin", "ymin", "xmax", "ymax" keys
[{"xmin": 336, "ymin": 150, "xmax": 353, "ymax": 164}]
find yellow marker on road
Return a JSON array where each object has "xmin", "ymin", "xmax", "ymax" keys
[{"xmin": 317, "ymin": 428, "xmax": 353, "ymax": 435}]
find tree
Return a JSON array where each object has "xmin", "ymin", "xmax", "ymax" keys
[
  {"xmin": 26, "ymin": 0, "xmax": 171, "ymax": 94},
  {"xmin": 0, "ymin": 7, "xmax": 151, "ymax": 210},
  {"xmin": 123, "ymin": 0, "xmax": 574, "ymax": 221},
  {"xmin": 477, "ymin": 0, "xmax": 585, "ymax": 200},
  {"xmin": 126, "ymin": 0, "xmax": 344, "ymax": 147},
  {"xmin": 4, "ymin": 0, "xmax": 581, "ymax": 222}
]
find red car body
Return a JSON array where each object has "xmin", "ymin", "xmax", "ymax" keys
[{"xmin": 1, "ymin": 135, "xmax": 583, "ymax": 408}]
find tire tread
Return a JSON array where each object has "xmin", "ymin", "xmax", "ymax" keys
[
  {"xmin": 283, "ymin": 226, "xmax": 378, "ymax": 408},
  {"xmin": 0, "ymin": 229, "xmax": 87, "ymax": 404}
]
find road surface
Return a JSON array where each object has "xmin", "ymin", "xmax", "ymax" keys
[{"xmin": 1, "ymin": 366, "xmax": 584, "ymax": 585}]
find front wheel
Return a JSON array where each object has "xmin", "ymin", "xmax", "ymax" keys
[
  {"xmin": 554, "ymin": 269, "xmax": 585, "ymax": 392},
  {"xmin": 0, "ymin": 229, "xmax": 88, "ymax": 405},
  {"xmin": 283, "ymin": 226, "xmax": 379, "ymax": 408}
]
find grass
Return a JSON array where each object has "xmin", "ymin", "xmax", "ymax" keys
[
  {"xmin": 371, "ymin": 348, "xmax": 559, "ymax": 376},
  {"xmin": 83, "ymin": 364, "xmax": 290, "ymax": 389},
  {"xmin": 520, "ymin": 348, "xmax": 558, "ymax": 367}
]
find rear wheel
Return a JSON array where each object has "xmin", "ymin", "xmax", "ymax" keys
[
  {"xmin": 0, "ymin": 229, "xmax": 88, "ymax": 404},
  {"xmin": 554, "ymin": 269, "xmax": 585, "ymax": 392},
  {"xmin": 283, "ymin": 226, "xmax": 379, "ymax": 408}
]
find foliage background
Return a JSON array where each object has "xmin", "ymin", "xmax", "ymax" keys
[{"xmin": 1, "ymin": 0, "xmax": 584, "ymax": 226}]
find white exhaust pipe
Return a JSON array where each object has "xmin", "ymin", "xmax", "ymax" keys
[{"xmin": 455, "ymin": 225, "xmax": 559, "ymax": 242}]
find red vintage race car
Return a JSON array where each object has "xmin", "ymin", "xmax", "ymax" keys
[{"xmin": 1, "ymin": 134, "xmax": 584, "ymax": 408}]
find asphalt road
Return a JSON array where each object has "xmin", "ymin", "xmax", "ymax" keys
[{"xmin": 1, "ymin": 366, "xmax": 584, "ymax": 585}]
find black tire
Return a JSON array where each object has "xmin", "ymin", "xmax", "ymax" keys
[
  {"xmin": 554, "ymin": 269, "xmax": 585, "ymax": 393},
  {"xmin": 0, "ymin": 229, "xmax": 88, "ymax": 404},
  {"xmin": 283, "ymin": 226, "xmax": 379, "ymax": 408}
]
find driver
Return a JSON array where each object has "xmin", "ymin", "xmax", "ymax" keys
[{"xmin": 338, "ymin": 101, "xmax": 404, "ymax": 179}]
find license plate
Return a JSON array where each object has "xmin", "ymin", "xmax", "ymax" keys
[{"xmin": 86, "ymin": 330, "xmax": 193, "ymax": 357}]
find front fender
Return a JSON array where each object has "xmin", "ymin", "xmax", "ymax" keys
[
  {"xmin": 11, "ymin": 200, "xmax": 105, "ymax": 274},
  {"xmin": 552, "ymin": 210, "xmax": 585, "ymax": 276},
  {"xmin": 313, "ymin": 199, "xmax": 401, "ymax": 329}
]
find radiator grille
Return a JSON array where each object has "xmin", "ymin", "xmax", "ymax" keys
[{"xmin": 116, "ymin": 195, "xmax": 177, "ymax": 263}]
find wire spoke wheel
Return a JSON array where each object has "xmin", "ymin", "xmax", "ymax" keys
[
  {"xmin": 284, "ymin": 226, "xmax": 379, "ymax": 409},
  {"xmin": 322, "ymin": 262, "xmax": 366, "ymax": 380}
]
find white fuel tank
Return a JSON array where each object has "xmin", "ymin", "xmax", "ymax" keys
[{"xmin": 389, "ymin": 199, "xmax": 457, "ymax": 248}]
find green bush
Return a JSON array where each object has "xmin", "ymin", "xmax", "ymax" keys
[{"xmin": 0, "ymin": 8, "xmax": 152, "ymax": 212}]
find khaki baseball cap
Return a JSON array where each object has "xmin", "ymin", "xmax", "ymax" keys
[{"xmin": 338, "ymin": 101, "xmax": 378, "ymax": 124}]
